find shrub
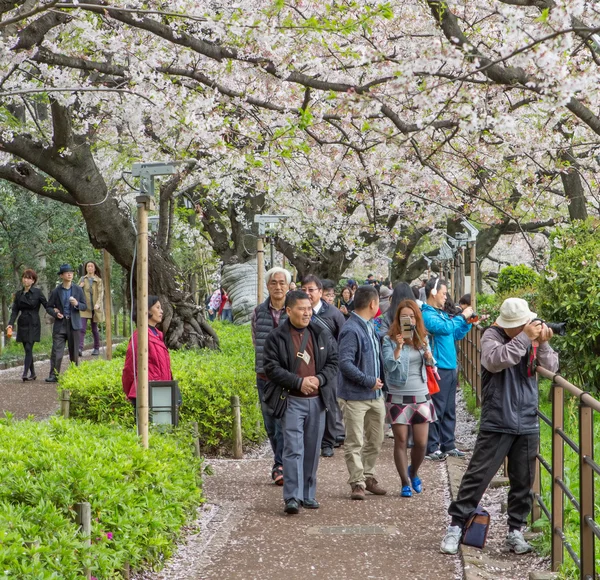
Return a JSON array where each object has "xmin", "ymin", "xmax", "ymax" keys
[
  {"xmin": 0, "ymin": 416, "xmax": 203, "ymax": 579},
  {"xmin": 59, "ymin": 322, "xmax": 263, "ymax": 451},
  {"xmin": 496, "ymin": 264, "xmax": 539, "ymax": 295},
  {"xmin": 537, "ymin": 220, "xmax": 600, "ymax": 389}
]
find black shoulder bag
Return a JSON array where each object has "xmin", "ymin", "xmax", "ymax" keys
[{"xmin": 263, "ymin": 330, "xmax": 310, "ymax": 419}]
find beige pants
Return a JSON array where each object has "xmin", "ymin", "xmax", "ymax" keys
[{"xmin": 339, "ymin": 397, "xmax": 386, "ymax": 488}]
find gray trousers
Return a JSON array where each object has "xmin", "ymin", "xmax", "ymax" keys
[
  {"xmin": 49, "ymin": 318, "xmax": 80, "ymax": 378},
  {"xmin": 282, "ymin": 396, "xmax": 326, "ymax": 502}
]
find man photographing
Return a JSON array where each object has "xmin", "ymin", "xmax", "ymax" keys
[{"xmin": 441, "ymin": 297, "xmax": 559, "ymax": 556}]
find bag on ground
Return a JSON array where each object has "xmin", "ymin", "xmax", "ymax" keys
[{"xmin": 461, "ymin": 506, "xmax": 490, "ymax": 549}]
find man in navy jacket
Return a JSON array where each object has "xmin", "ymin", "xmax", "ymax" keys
[
  {"xmin": 337, "ymin": 285, "xmax": 387, "ymax": 500},
  {"xmin": 45, "ymin": 264, "xmax": 87, "ymax": 382}
]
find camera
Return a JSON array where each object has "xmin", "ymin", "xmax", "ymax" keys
[{"xmin": 532, "ymin": 318, "xmax": 567, "ymax": 336}]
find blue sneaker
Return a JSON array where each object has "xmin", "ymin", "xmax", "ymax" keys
[
  {"xmin": 401, "ymin": 485, "xmax": 412, "ymax": 497},
  {"xmin": 408, "ymin": 465, "xmax": 422, "ymax": 494}
]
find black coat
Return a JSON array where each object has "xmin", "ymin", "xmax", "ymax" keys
[
  {"xmin": 8, "ymin": 286, "xmax": 48, "ymax": 344},
  {"xmin": 263, "ymin": 319, "xmax": 339, "ymax": 410},
  {"xmin": 46, "ymin": 284, "xmax": 87, "ymax": 331}
]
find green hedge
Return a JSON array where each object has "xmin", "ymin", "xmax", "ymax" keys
[
  {"xmin": 59, "ymin": 322, "xmax": 263, "ymax": 451},
  {"xmin": 0, "ymin": 416, "xmax": 203, "ymax": 579},
  {"xmin": 496, "ymin": 264, "xmax": 539, "ymax": 295}
]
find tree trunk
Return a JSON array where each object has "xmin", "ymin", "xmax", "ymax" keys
[
  {"xmin": 220, "ymin": 260, "xmax": 265, "ymax": 325},
  {"xmin": 559, "ymin": 148, "xmax": 588, "ymax": 221},
  {"xmin": 0, "ymin": 106, "xmax": 217, "ymax": 349}
]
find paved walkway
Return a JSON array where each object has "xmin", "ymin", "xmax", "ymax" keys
[{"xmin": 181, "ymin": 442, "xmax": 462, "ymax": 580}]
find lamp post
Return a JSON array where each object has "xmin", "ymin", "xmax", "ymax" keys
[
  {"xmin": 131, "ymin": 162, "xmax": 175, "ymax": 448},
  {"xmin": 254, "ymin": 215, "xmax": 288, "ymax": 304}
]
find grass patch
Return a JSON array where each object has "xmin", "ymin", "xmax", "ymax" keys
[{"xmin": 0, "ymin": 416, "xmax": 203, "ymax": 579}]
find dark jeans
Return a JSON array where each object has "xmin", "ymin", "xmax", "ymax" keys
[
  {"xmin": 449, "ymin": 430, "xmax": 538, "ymax": 530},
  {"xmin": 257, "ymin": 377, "xmax": 283, "ymax": 468},
  {"xmin": 427, "ymin": 368, "xmax": 457, "ymax": 454},
  {"xmin": 321, "ymin": 389, "xmax": 343, "ymax": 450},
  {"xmin": 80, "ymin": 318, "xmax": 100, "ymax": 349},
  {"xmin": 49, "ymin": 319, "xmax": 80, "ymax": 378},
  {"xmin": 221, "ymin": 309, "xmax": 233, "ymax": 323},
  {"xmin": 22, "ymin": 341, "xmax": 35, "ymax": 378}
]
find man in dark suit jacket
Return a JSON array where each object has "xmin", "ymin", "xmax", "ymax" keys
[{"xmin": 45, "ymin": 263, "xmax": 87, "ymax": 382}]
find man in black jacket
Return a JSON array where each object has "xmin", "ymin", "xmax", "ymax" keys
[
  {"xmin": 45, "ymin": 263, "xmax": 87, "ymax": 382},
  {"xmin": 301, "ymin": 274, "xmax": 346, "ymax": 457},
  {"xmin": 440, "ymin": 298, "xmax": 559, "ymax": 556},
  {"xmin": 264, "ymin": 290, "xmax": 339, "ymax": 515}
]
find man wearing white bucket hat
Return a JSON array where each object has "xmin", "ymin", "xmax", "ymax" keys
[{"xmin": 441, "ymin": 297, "xmax": 559, "ymax": 556}]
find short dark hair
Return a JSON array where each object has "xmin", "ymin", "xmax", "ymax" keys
[
  {"xmin": 425, "ymin": 277, "xmax": 447, "ymax": 298},
  {"xmin": 21, "ymin": 269, "xmax": 37, "ymax": 284},
  {"xmin": 321, "ymin": 279, "xmax": 335, "ymax": 292},
  {"xmin": 411, "ymin": 285, "xmax": 420, "ymax": 300},
  {"xmin": 301, "ymin": 275, "xmax": 322, "ymax": 290},
  {"xmin": 285, "ymin": 290, "xmax": 311, "ymax": 309},
  {"xmin": 353, "ymin": 285, "xmax": 379, "ymax": 310},
  {"xmin": 459, "ymin": 294, "xmax": 471, "ymax": 307}
]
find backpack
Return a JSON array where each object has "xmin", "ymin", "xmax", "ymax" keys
[{"xmin": 461, "ymin": 506, "xmax": 490, "ymax": 549}]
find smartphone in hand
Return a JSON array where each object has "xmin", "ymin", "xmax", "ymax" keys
[{"xmin": 400, "ymin": 316, "xmax": 413, "ymax": 340}]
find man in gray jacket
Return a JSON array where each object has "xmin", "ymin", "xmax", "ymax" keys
[{"xmin": 440, "ymin": 298, "xmax": 559, "ymax": 556}]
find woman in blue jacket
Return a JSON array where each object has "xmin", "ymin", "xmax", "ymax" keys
[{"xmin": 382, "ymin": 300, "xmax": 436, "ymax": 497}]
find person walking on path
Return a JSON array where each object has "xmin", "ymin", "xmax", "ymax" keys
[
  {"xmin": 122, "ymin": 295, "xmax": 173, "ymax": 410},
  {"xmin": 7, "ymin": 269, "xmax": 48, "ymax": 382},
  {"xmin": 382, "ymin": 300, "xmax": 437, "ymax": 498},
  {"xmin": 337, "ymin": 285, "xmax": 387, "ymax": 500},
  {"xmin": 251, "ymin": 267, "xmax": 290, "ymax": 486},
  {"xmin": 45, "ymin": 264, "xmax": 87, "ymax": 383},
  {"xmin": 441, "ymin": 298, "xmax": 559, "ymax": 556},
  {"xmin": 263, "ymin": 290, "xmax": 338, "ymax": 515},
  {"xmin": 421, "ymin": 277, "xmax": 473, "ymax": 461},
  {"xmin": 301, "ymin": 274, "xmax": 346, "ymax": 457},
  {"xmin": 218, "ymin": 287, "xmax": 233, "ymax": 322},
  {"xmin": 78, "ymin": 260, "xmax": 104, "ymax": 357}
]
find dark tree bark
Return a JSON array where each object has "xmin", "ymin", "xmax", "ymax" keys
[
  {"xmin": 558, "ymin": 148, "xmax": 588, "ymax": 221},
  {"xmin": 0, "ymin": 102, "xmax": 217, "ymax": 349}
]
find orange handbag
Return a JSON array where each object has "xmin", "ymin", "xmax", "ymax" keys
[{"xmin": 426, "ymin": 366, "xmax": 440, "ymax": 395}]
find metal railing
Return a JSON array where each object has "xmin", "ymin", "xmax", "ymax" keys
[{"xmin": 459, "ymin": 326, "xmax": 599, "ymax": 579}]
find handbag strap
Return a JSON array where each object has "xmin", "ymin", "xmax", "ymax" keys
[{"xmin": 291, "ymin": 329, "xmax": 311, "ymax": 375}]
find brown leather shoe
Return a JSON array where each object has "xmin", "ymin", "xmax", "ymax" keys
[
  {"xmin": 365, "ymin": 477, "xmax": 387, "ymax": 495},
  {"xmin": 350, "ymin": 485, "xmax": 365, "ymax": 500}
]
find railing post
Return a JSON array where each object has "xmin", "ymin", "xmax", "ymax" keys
[
  {"xmin": 531, "ymin": 450, "xmax": 541, "ymax": 523},
  {"xmin": 475, "ymin": 328, "xmax": 481, "ymax": 407},
  {"xmin": 75, "ymin": 502, "xmax": 92, "ymax": 580},
  {"xmin": 61, "ymin": 389, "xmax": 71, "ymax": 419},
  {"xmin": 551, "ymin": 380, "xmax": 564, "ymax": 572},
  {"xmin": 231, "ymin": 395, "xmax": 243, "ymax": 459},
  {"xmin": 579, "ymin": 398, "xmax": 595, "ymax": 579}
]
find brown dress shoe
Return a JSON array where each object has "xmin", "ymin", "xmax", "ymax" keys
[
  {"xmin": 351, "ymin": 485, "xmax": 365, "ymax": 500},
  {"xmin": 365, "ymin": 477, "xmax": 387, "ymax": 495}
]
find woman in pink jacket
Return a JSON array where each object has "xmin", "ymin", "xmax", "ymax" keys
[{"xmin": 122, "ymin": 295, "xmax": 172, "ymax": 408}]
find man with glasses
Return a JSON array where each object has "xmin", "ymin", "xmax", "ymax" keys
[
  {"xmin": 252, "ymin": 267, "xmax": 291, "ymax": 486},
  {"xmin": 321, "ymin": 279, "xmax": 336, "ymax": 305},
  {"xmin": 301, "ymin": 275, "xmax": 346, "ymax": 457}
]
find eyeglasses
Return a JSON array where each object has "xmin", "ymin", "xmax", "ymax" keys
[
  {"xmin": 302, "ymin": 287, "xmax": 320, "ymax": 293},
  {"xmin": 323, "ymin": 291, "xmax": 335, "ymax": 297}
]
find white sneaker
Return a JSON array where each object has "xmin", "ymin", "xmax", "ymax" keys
[
  {"xmin": 440, "ymin": 525, "xmax": 462, "ymax": 554},
  {"xmin": 505, "ymin": 529, "xmax": 533, "ymax": 554},
  {"xmin": 426, "ymin": 450, "xmax": 447, "ymax": 461}
]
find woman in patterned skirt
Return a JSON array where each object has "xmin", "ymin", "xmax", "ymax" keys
[{"xmin": 382, "ymin": 299, "xmax": 437, "ymax": 497}]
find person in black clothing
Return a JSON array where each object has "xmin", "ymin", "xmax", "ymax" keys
[
  {"xmin": 263, "ymin": 290, "xmax": 339, "ymax": 514},
  {"xmin": 45, "ymin": 264, "xmax": 87, "ymax": 382},
  {"xmin": 337, "ymin": 286, "xmax": 355, "ymax": 319},
  {"xmin": 441, "ymin": 298, "xmax": 559, "ymax": 556},
  {"xmin": 301, "ymin": 274, "xmax": 346, "ymax": 457},
  {"xmin": 7, "ymin": 269, "xmax": 48, "ymax": 381}
]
